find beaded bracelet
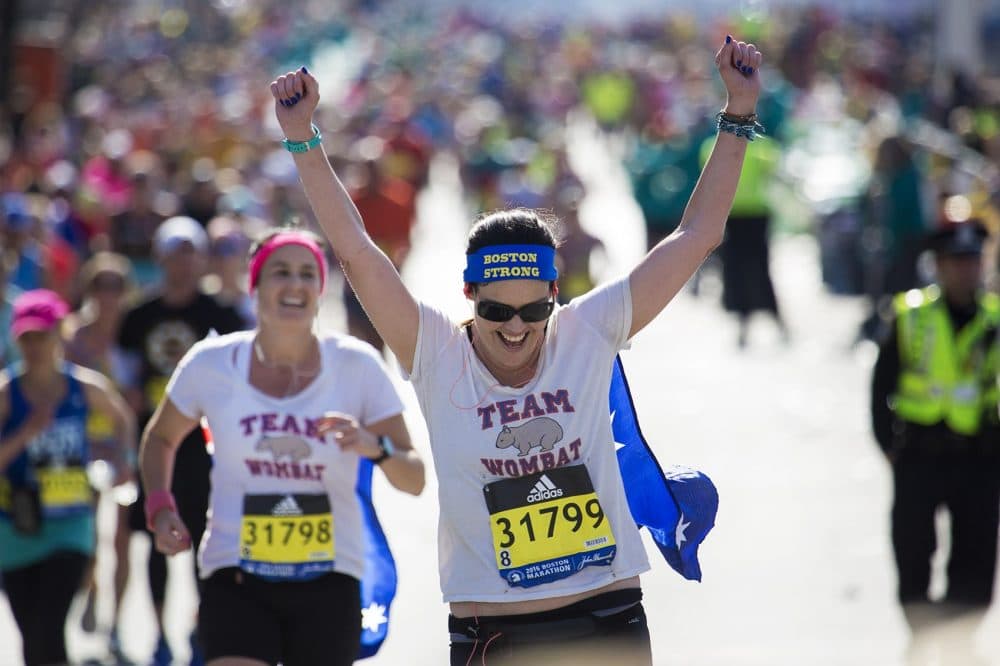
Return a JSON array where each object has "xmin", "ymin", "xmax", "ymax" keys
[
  {"xmin": 716, "ymin": 112, "xmax": 766, "ymax": 142},
  {"xmin": 281, "ymin": 123, "xmax": 323, "ymax": 153}
]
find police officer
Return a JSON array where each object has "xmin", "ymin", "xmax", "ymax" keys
[{"xmin": 871, "ymin": 220, "xmax": 1000, "ymax": 615}]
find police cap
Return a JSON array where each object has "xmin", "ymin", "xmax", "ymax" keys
[{"xmin": 926, "ymin": 220, "xmax": 988, "ymax": 256}]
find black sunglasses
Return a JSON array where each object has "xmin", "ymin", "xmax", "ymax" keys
[{"xmin": 476, "ymin": 298, "xmax": 555, "ymax": 323}]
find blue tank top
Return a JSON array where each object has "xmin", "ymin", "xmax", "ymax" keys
[
  {"xmin": 1, "ymin": 365, "xmax": 92, "ymax": 518},
  {"xmin": 0, "ymin": 365, "xmax": 96, "ymax": 570}
]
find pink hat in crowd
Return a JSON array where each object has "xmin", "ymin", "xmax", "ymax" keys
[{"xmin": 11, "ymin": 289, "xmax": 70, "ymax": 338}]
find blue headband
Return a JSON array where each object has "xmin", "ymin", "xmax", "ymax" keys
[{"xmin": 463, "ymin": 244, "xmax": 559, "ymax": 283}]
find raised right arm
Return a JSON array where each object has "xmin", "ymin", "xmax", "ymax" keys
[{"xmin": 270, "ymin": 68, "xmax": 419, "ymax": 372}]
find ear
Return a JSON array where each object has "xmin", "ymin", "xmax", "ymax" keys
[
  {"xmin": 463, "ymin": 283, "xmax": 474, "ymax": 300},
  {"xmin": 551, "ymin": 282, "xmax": 559, "ymax": 299}
]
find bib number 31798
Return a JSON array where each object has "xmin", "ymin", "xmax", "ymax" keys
[{"xmin": 239, "ymin": 493, "xmax": 335, "ymax": 581}]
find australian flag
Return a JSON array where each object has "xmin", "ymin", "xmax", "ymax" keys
[
  {"xmin": 355, "ymin": 458, "xmax": 396, "ymax": 658},
  {"xmin": 609, "ymin": 354, "xmax": 719, "ymax": 581}
]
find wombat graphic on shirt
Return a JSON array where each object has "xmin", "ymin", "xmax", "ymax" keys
[
  {"xmin": 256, "ymin": 435, "xmax": 311, "ymax": 462},
  {"xmin": 495, "ymin": 417, "xmax": 564, "ymax": 456}
]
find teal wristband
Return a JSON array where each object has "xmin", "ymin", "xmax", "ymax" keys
[{"xmin": 281, "ymin": 124, "xmax": 323, "ymax": 153}]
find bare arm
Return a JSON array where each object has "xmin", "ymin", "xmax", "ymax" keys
[
  {"xmin": 76, "ymin": 366, "xmax": 138, "ymax": 480},
  {"xmin": 315, "ymin": 412, "xmax": 425, "ymax": 496},
  {"xmin": 629, "ymin": 37, "xmax": 763, "ymax": 338},
  {"xmin": 270, "ymin": 69, "xmax": 420, "ymax": 373},
  {"xmin": 139, "ymin": 398, "xmax": 200, "ymax": 554}
]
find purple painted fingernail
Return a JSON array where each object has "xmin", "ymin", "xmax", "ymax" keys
[
  {"xmin": 280, "ymin": 99, "xmax": 289, "ymax": 107},
  {"xmin": 302, "ymin": 66, "xmax": 309, "ymax": 74},
  {"xmin": 726, "ymin": 35, "xmax": 732, "ymax": 44},
  {"xmin": 747, "ymin": 67, "xmax": 754, "ymax": 75},
  {"xmin": 293, "ymin": 92, "xmax": 301, "ymax": 101},
  {"xmin": 736, "ymin": 60, "xmax": 742, "ymax": 67}
]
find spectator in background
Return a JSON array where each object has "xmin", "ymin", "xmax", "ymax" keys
[
  {"xmin": 627, "ymin": 115, "xmax": 709, "ymax": 252},
  {"xmin": 377, "ymin": 114, "xmax": 433, "ymax": 192},
  {"xmin": 117, "ymin": 216, "xmax": 245, "ymax": 665},
  {"xmin": 870, "ymin": 220, "xmax": 999, "ymax": 661},
  {"xmin": 552, "ymin": 185, "xmax": 605, "ymax": 304},
  {"xmin": 1, "ymin": 193, "xmax": 45, "ymax": 296},
  {"xmin": 0, "ymin": 289, "xmax": 136, "ymax": 666},
  {"xmin": 205, "ymin": 215, "xmax": 255, "ymax": 328},
  {"xmin": 0, "ymin": 256, "xmax": 18, "ymax": 368},
  {"xmin": 343, "ymin": 137, "xmax": 417, "ymax": 353},
  {"xmin": 109, "ymin": 165, "xmax": 168, "ymax": 274},
  {"xmin": 581, "ymin": 69, "xmax": 637, "ymax": 132},
  {"xmin": 701, "ymin": 131, "xmax": 786, "ymax": 348},
  {"xmin": 181, "ymin": 159, "xmax": 222, "ymax": 226},
  {"xmin": 63, "ymin": 251, "xmax": 136, "ymax": 661},
  {"xmin": 861, "ymin": 134, "xmax": 930, "ymax": 341}
]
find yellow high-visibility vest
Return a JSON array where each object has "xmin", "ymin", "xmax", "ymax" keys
[{"xmin": 892, "ymin": 286, "xmax": 1000, "ymax": 435}]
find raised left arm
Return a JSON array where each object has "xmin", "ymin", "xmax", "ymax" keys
[{"xmin": 629, "ymin": 37, "xmax": 763, "ymax": 338}]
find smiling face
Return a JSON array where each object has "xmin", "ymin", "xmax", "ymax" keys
[
  {"xmin": 469, "ymin": 279, "xmax": 554, "ymax": 385},
  {"xmin": 254, "ymin": 244, "xmax": 322, "ymax": 329}
]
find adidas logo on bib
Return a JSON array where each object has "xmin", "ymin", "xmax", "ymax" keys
[
  {"xmin": 526, "ymin": 474, "xmax": 563, "ymax": 503},
  {"xmin": 271, "ymin": 495, "xmax": 303, "ymax": 516}
]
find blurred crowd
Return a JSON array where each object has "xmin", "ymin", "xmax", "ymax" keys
[
  {"xmin": 2, "ymin": 0, "xmax": 1000, "ymax": 663},
  {"xmin": 0, "ymin": 2, "xmax": 999, "ymax": 332},
  {"xmin": 1, "ymin": 2, "xmax": 999, "ymax": 355}
]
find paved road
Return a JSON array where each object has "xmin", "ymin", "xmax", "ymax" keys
[{"xmin": 3, "ymin": 121, "xmax": 999, "ymax": 665}]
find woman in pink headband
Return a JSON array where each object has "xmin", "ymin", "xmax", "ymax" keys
[{"xmin": 138, "ymin": 226, "xmax": 425, "ymax": 666}]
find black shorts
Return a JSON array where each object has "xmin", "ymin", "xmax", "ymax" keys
[
  {"xmin": 449, "ymin": 588, "xmax": 652, "ymax": 666},
  {"xmin": 4, "ymin": 551, "xmax": 89, "ymax": 666},
  {"xmin": 199, "ymin": 567, "xmax": 361, "ymax": 666}
]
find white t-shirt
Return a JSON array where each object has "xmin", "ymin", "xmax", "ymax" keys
[
  {"xmin": 408, "ymin": 277, "xmax": 650, "ymax": 603},
  {"xmin": 166, "ymin": 330, "xmax": 404, "ymax": 580}
]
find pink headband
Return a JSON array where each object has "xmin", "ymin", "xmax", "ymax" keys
[{"xmin": 248, "ymin": 232, "xmax": 328, "ymax": 293}]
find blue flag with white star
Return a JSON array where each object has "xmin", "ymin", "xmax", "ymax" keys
[
  {"xmin": 610, "ymin": 355, "xmax": 719, "ymax": 581},
  {"xmin": 355, "ymin": 458, "xmax": 396, "ymax": 658}
]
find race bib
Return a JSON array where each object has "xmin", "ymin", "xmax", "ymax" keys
[
  {"xmin": 239, "ymin": 493, "xmax": 335, "ymax": 581},
  {"xmin": 86, "ymin": 411, "xmax": 115, "ymax": 440},
  {"xmin": 37, "ymin": 466, "xmax": 92, "ymax": 514},
  {"xmin": 483, "ymin": 465, "xmax": 616, "ymax": 588},
  {"xmin": 145, "ymin": 376, "xmax": 169, "ymax": 407}
]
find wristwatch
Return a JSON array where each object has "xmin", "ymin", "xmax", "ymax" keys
[{"xmin": 373, "ymin": 435, "xmax": 395, "ymax": 465}]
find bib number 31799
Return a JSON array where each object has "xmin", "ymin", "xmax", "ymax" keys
[{"xmin": 483, "ymin": 465, "xmax": 616, "ymax": 588}]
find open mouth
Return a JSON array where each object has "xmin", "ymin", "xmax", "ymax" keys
[
  {"xmin": 279, "ymin": 296, "xmax": 307, "ymax": 309},
  {"xmin": 497, "ymin": 330, "xmax": 528, "ymax": 350}
]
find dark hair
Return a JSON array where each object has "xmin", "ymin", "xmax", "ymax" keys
[
  {"xmin": 248, "ymin": 224, "xmax": 325, "ymax": 263},
  {"xmin": 466, "ymin": 208, "xmax": 560, "ymax": 255},
  {"xmin": 465, "ymin": 209, "xmax": 560, "ymax": 292}
]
